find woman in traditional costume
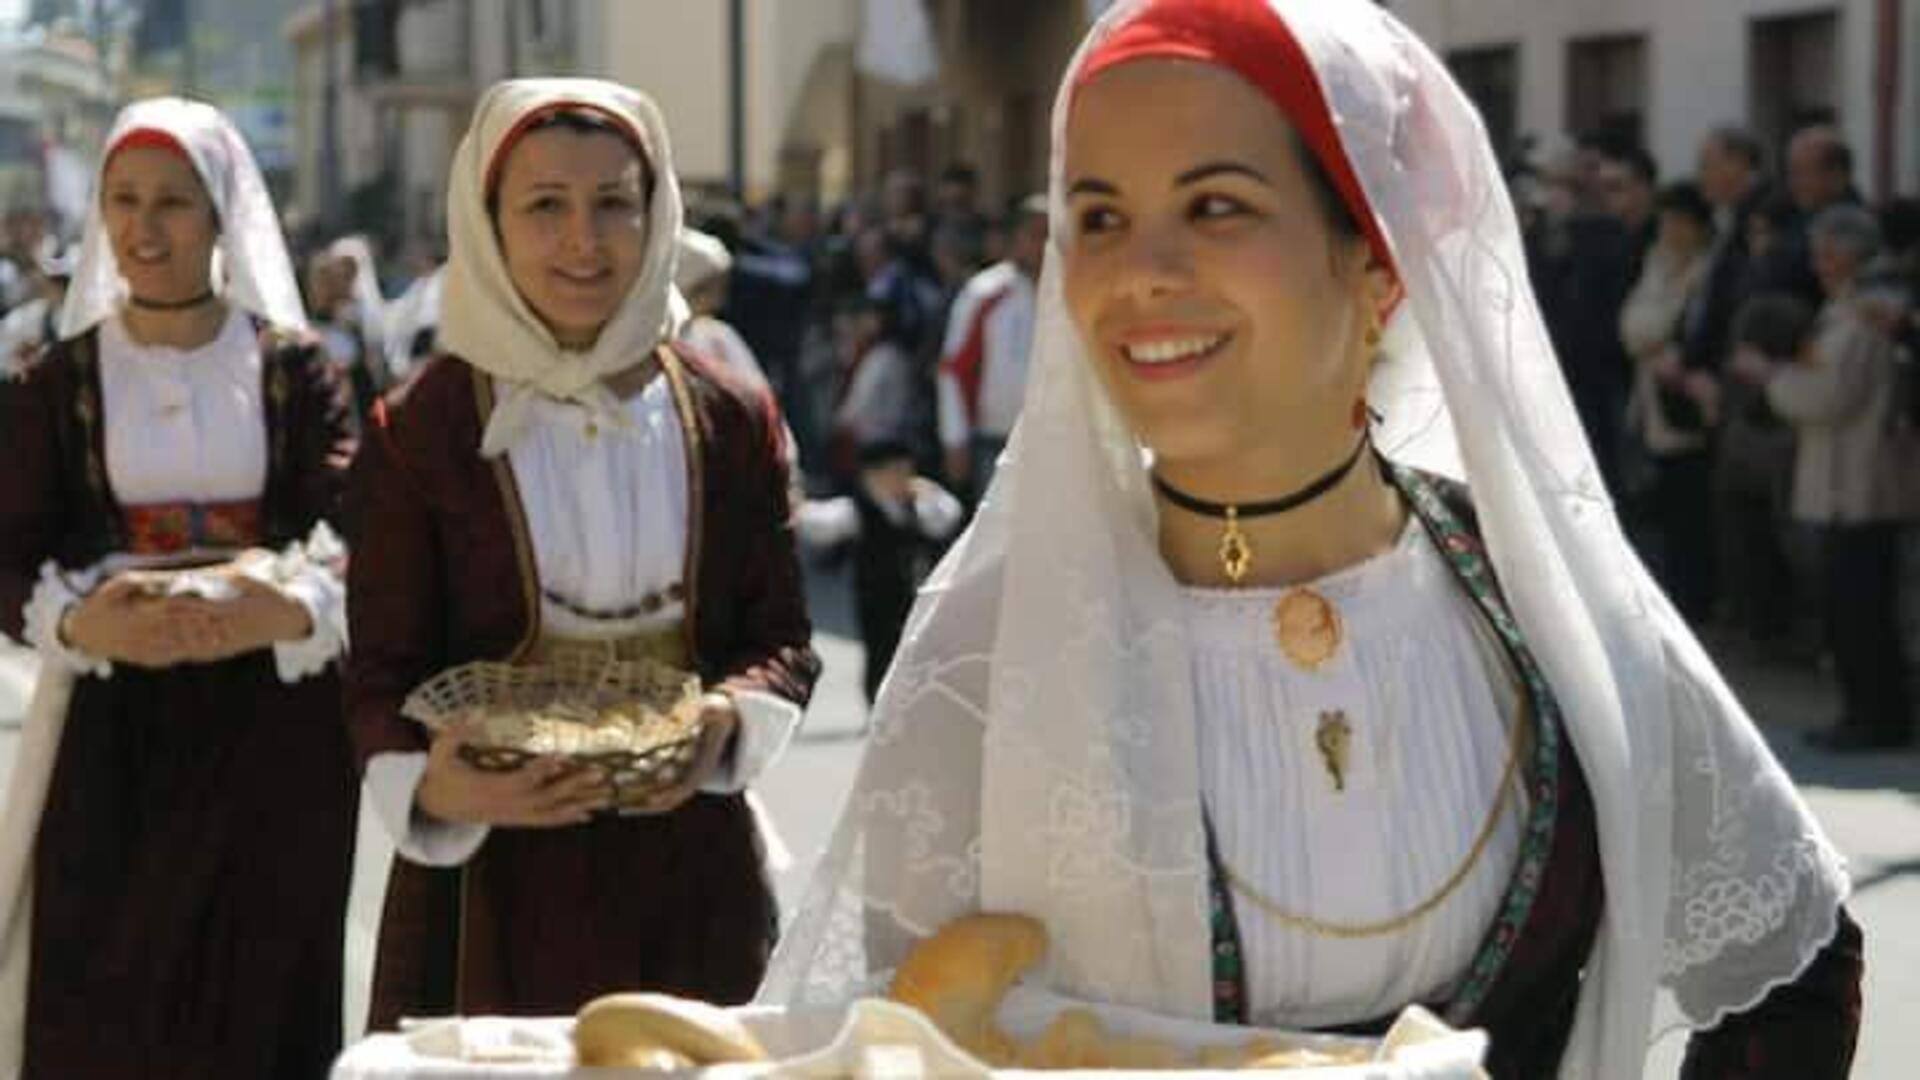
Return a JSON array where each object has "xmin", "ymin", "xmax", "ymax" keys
[
  {"xmin": 345, "ymin": 79, "xmax": 817, "ymax": 1026},
  {"xmin": 761, "ymin": 4, "xmax": 1860, "ymax": 1077},
  {"xmin": 0, "ymin": 97, "xmax": 358, "ymax": 1078}
]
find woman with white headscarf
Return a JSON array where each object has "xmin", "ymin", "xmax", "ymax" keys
[
  {"xmin": 0, "ymin": 97, "xmax": 358, "ymax": 1078},
  {"xmin": 308, "ymin": 233, "xmax": 391, "ymax": 419},
  {"xmin": 762, "ymin": 3, "xmax": 1859, "ymax": 1077},
  {"xmin": 344, "ymin": 80, "xmax": 816, "ymax": 1026}
]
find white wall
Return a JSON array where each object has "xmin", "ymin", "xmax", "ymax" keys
[{"xmin": 1391, "ymin": 0, "xmax": 1917, "ymax": 195}]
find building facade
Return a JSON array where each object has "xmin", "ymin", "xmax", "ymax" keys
[{"xmin": 1392, "ymin": 0, "xmax": 1918, "ymax": 197}]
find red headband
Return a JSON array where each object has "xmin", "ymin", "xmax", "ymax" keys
[
  {"xmin": 106, "ymin": 127, "xmax": 192, "ymax": 168},
  {"xmin": 483, "ymin": 101, "xmax": 648, "ymax": 200},
  {"xmin": 1074, "ymin": 0, "xmax": 1397, "ymax": 282}
]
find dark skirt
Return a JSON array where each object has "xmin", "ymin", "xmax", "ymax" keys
[
  {"xmin": 23, "ymin": 654, "xmax": 357, "ymax": 1080},
  {"xmin": 369, "ymin": 792, "xmax": 774, "ymax": 1028}
]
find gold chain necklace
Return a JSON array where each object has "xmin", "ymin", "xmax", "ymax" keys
[{"xmin": 1217, "ymin": 672, "xmax": 1530, "ymax": 939}]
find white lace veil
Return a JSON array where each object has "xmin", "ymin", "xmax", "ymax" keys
[
  {"xmin": 59, "ymin": 97, "xmax": 308, "ymax": 338},
  {"xmin": 761, "ymin": 4, "xmax": 1849, "ymax": 1077}
]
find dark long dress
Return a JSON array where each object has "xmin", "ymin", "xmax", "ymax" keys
[
  {"xmin": 0, "ymin": 324, "xmax": 361, "ymax": 1079},
  {"xmin": 344, "ymin": 344, "xmax": 819, "ymax": 1027}
]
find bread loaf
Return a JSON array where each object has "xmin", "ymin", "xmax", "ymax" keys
[
  {"xmin": 573, "ymin": 992, "xmax": 768, "ymax": 1068},
  {"xmin": 886, "ymin": 913, "xmax": 1047, "ymax": 1065}
]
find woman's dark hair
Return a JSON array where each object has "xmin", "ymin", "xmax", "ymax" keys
[
  {"xmin": 1292, "ymin": 131, "xmax": 1361, "ymax": 244},
  {"xmin": 1731, "ymin": 292, "xmax": 1816, "ymax": 359},
  {"xmin": 1654, "ymin": 182, "xmax": 1713, "ymax": 229},
  {"xmin": 486, "ymin": 106, "xmax": 653, "ymax": 214}
]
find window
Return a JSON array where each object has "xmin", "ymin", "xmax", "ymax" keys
[
  {"xmin": 1567, "ymin": 34, "xmax": 1647, "ymax": 153},
  {"xmin": 1749, "ymin": 11, "xmax": 1838, "ymax": 154},
  {"xmin": 1447, "ymin": 45, "xmax": 1520, "ymax": 168}
]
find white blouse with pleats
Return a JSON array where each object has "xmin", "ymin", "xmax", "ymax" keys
[
  {"xmin": 1183, "ymin": 518, "xmax": 1529, "ymax": 1030},
  {"xmin": 22, "ymin": 310, "xmax": 344, "ymax": 683}
]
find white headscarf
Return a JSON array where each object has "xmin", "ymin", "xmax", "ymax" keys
[
  {"xmin": 762, "ymin": 4, "xmax": 1848, "ymax": 1077},
  {"xmin": 59, "ymin": 97, "xmax": 307, "ymax": 338},
  {"xmin": 438, "ymin": 78, "xmax": 688, "ymax": 457},
  {"xmin": 675, "ymin": 227, "xmax": 733, "ymax": 296},
  {"xmin": 325, "ymin": 233, "xmax": 388, "ymax": 354}
]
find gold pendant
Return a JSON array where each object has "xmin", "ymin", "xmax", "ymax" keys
[
  {"xmin": 1219, "ymin": 507, "xmax": 1252, "ymax": 584},
  {"xmin": 1315, "ymin": 710, "xmax": 1353, "ymax": 792},
  {"xmin": 1271, "ymin": 587, "xmax": 1343, "ymax": 670}
]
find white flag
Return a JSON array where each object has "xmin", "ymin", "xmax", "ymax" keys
[{"xmin": 857, "ymin": 0, "xmax": 938, "ymax": 85}]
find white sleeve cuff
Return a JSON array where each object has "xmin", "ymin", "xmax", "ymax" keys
[
  {"xmin": 795, "ymin": 496, "xmax": 861, "ymax": 548},
  {"xmin": 22, "ymin": 560, "xmax": 112, "ymax": 678},
  {"xmin": 700, "ymin": 689, "xmax": 802, "ymax": 795},
  {"xmin": 244, "ymin": 523, "xmax": 349, "ymax": 683},
  {"xmin": 366, "ymin": 752, "xmax": 492, "ymax": 867},
  {"xmin": 913, "ymin": 482, "xmax": 966, "ymax": 540}
]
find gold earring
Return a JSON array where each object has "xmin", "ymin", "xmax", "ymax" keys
[{"xmin": 1363, "ymin": 314, "xmax": 1382, "ymax": 350}]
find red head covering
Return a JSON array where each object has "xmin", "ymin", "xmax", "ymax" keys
[
  {"xmin": 1073, "ymin": 0, "xmax": 1397, "ymax": 283},
  {"xmin": 482, "ymin": 101, "xmax": 648, "ymax": 200},
  {"xmin": 105, "ymin": 127, "xmax": 192, "ymax": 168}
]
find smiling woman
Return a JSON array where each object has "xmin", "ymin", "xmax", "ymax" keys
[
  {"xmin": 344, "ymin": 79, "xmax": 818, "ymax": 1027},
  {"xmin": 489, "ymin": 109, "xmax": 652, "ymax": 350},
  {"xmin": 0, "ymin": 97, "xmax": 358, "ymax": 1079},
  {"xmin": 764, "ymin": 3, "xmax": 1861, "ymax": 1079}
]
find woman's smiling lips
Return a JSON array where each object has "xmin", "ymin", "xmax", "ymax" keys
[
  {"xmin": 1111, "ymin": 325, "xmax": 1234, "ymax": 381},
  {"xmin": 550, "ymin": 265, "xmax": 614, "ymax": 290}
]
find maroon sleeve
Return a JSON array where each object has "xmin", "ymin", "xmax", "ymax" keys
[
  {"xmin": 341, "ymin": 398, "xmax": 445, "ymax": 768},
  {"xmin": 0, "ymin": 357, "xmax": 65, "ymax": 641},
  {"xmin": 276, "ymin": 338, "xmax": 360, "ymax": 535},
  {"xmin": 1679, "ymin": 907, "xmax": 1863, "ymax": 1080},
  {"xmin": 712, "ymin": 374, "xmax": 821, "ymax": 708}
]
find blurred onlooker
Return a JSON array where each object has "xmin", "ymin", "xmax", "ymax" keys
[
  {"xmin": 936, "ymin": 195, "xmax": 1047, "ymax": 501},
  {"xmin": 1598, "ymin": 145, "xmax": 1660, "ymax": 274},
  {"xmin": 305, "ymin": 240, "xmax": 386, "ymax": 418},
  {"xmin": 933, "ymin": 163, "xmax": 988, "ymax": 270},
  {"xmin": 0, "ymin": 207, "xmax": 52, "ymax": 313},
  {"xmin": 676, "ymin": 228, "xmax": 775, "ymax": 394},
  {"xmin": 1749, "ymin": 125, "xmax": 1858, "ymax": 304},
  {"xmin": 381, "ymin": 243, "xmax": 444, "ymax": 382},
  {"xmin": 1530, "ymin": 149, "xmax": 1636, "ymax": 493},
  {"xmin": 881, "ymin": 169, "xmax": 932, "ymax": 259},
  {"xmin": 1719, "ymin": 292, "xmax": 1815, "ymax": 651},
  {"xmin": 795, "ymin": 439, "xmax": 964, "ymax": 703},
  {"xmin": 0, "ymin": 245, "xmax": 73, "ymax": 374},
  {"xmin": 1732, "ymin": 205, "xmax": 1918, "ymax": 750},
  {"xmin": 728, "ymin": 195, "xmax": 822, "ymax": 461},
  {"xmin": 1620, "ymin": 182, "xmax": 1715, "ymax": 612},
  {"xmin": 1676, "ymin": 127, "xmax": 1770, "ymax": 381},
  {"xmin": 829, "ymin": 293, "xmax": 920, "ymax": 485}
]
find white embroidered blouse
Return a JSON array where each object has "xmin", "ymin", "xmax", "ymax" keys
[{"xmin": 1184, "ymin": 519, "xmax": 1528, "ymax": 1030}]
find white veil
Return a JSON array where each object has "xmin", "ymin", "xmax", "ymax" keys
[
  {"xmin": 59, "ymin": 97, "xmax": 308, "ymax": 338},
  {"xmin": 761, "ymin": 4, "xmax": 1849, "ymax": 1078}
]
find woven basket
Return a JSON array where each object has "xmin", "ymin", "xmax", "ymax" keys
[{"xmin": 401, "ymin": 652, "xmax": 707, "ymax": 812}]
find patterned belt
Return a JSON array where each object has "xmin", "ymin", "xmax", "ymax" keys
[
  {"xmin": 122, "ymin": 499, "xmax": 265, "ymax": 556},
  {"xmin": 528, "ymin": 626, "xmax": 691, "ymax": 671}
]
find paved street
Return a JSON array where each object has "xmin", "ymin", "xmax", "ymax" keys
[{"xmin": 1, "ymin": 563, "xmax": 1914, "ymax": 1075}]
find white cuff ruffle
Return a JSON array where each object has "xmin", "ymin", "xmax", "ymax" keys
[
  {"xmin": 21, "ymin": 560, "xmax": 112, "ymax": 678},
  {"xmin": 244, "ymin": 522, "xmax": 348, "ymax": 683},
  {"xmin": 699, "ymin": 689, "xmax": 803, "ymax": 795},
  {"xmin": 366, "ymin": 752, "xmax": 491, "ymax": 867}
]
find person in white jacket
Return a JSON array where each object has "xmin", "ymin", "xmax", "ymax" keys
[{"xmin": 1731, "ymin": 203, "xmax": 1918, "ymax": 749}]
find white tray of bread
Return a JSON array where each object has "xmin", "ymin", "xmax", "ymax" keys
[{"xmin": 330, "ymin": 916, "xmax": 1487, "ymax": 1078}]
